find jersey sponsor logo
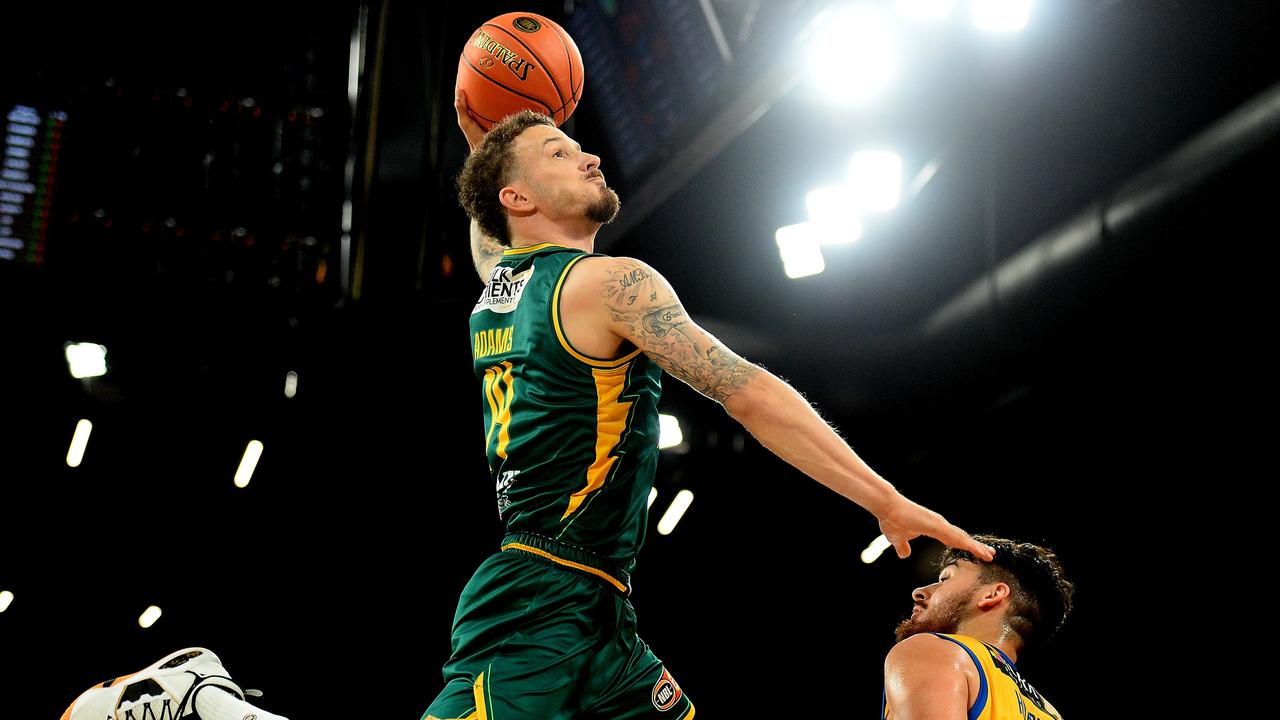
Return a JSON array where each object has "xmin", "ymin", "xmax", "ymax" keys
[
  {"xmin": 473, "ymin": 264, "xmax": 535, "ymax": 315},
  {"xmin": 650, "ymin": 668, "xmax": 682, "ymax": 711},
  {"xmin": 496, "ymin": 469, "xmax": 520, "ymax": 517}
]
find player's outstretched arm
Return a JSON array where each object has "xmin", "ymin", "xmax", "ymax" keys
[{"xmin": 573, "ymin": 256, "xmax": 993, "ymax": 561}]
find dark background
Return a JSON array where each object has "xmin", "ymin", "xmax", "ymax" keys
[{"xmin": 2, "ymin": 1, "xmax": 1274, "ymax": 716}]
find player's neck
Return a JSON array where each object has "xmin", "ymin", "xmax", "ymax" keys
[
  {"xmin": 509, "ymin": 222, "xmax": 597, "ymax": 254},
  {"xmin": 955, "ymin": 617, "xmax": 1021, "ymax": 664}
]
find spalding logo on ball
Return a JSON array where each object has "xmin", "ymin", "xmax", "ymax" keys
[{"xmin": 457, "ymin": 11, "xmax": 584, "ymax": 129}]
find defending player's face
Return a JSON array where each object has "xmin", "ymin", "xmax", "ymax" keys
[
  {"xmin": 513, "ymin": 124, "xmax": 620, "ymax": 224},
  {"xmin": 893, "ymin": 560, "xmax": 981, "ymax": 641}
]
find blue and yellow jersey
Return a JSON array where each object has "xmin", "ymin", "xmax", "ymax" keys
[
  {"xmin": 469, "ymin": 242, "xmax": 662, "ymax": 588},
  {"xmin": 883, "ymin": 634, "xmax": 1061, "ymax": 720}
]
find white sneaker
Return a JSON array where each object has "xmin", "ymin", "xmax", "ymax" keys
[{"xmin": 61, "ymin": 647, "xmax": 248, "ymax": 720}]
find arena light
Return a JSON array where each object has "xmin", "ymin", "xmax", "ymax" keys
[
  {"xmin": 648, "ymin": 487, "xmax": 658, "ymax": 510},
  {"xmin": 805, "ymin": 186, "xmax": 864, "ymax": 244},
  {"xmin": 972, "ymin": 0, "xmax": 1032, "ymax": 32},
  {"xmin": 849, "ymin": 150, "xmax": 903, "ymax": 212},
  {"xmin": 658, "ymin": 414, "xmax": 683, "ymax": 449},
  {"xmin": 65, "ymin": 342, "xmax": 107, "ymax": 379},
  {"xmin": 860, "ymin": 534, "xmax": 894, "ymax": 564},
  {"xmin": 894, "ymin": 0, "xmax": 955, "ymax": 21},
  {"xmin": 0, "ymin": 590, "xmax": 13, "ymax": 612},
  {"xmin": 234, "ymin": 440, "xmax": 264, "ymax": 488},
  {"xmin": 284, "ymin": 371, "xmax": 299, "ymax": 399},
  {"xmin": 656, "ymin": 489, "xmax": 695, "ymax": 536},
  {"xmin": 775, "ymin": 223, "xmax": 826, "ymax": 279},
  {"xmin": 806, "ymin": 4, "xmax": 898, "ymax": 105},
  {"xmin": 66, "ymin": 419, "xmax": 93, "ymax": 468},
  {"xmin": 138, "ymin": 605, "xmax": 163, "ymax": 628}
]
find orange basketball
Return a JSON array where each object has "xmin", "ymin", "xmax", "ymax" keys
[{"xmin": 456, "ymin": 12, "xmax": 584, "ymax": 129}]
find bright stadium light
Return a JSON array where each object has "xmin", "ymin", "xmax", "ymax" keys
[
  {"xmin": 234, "ymin": 440, "xmax": 264, "ymax": 488},
  {"xmin": 65, "ymin": 342, "xmax": 108, "ymax": 379},
  {"xmin": 805, "ymin": 186, "xmax": 864, "ymax": 244},
  {"xmin": 775, "ymin": 223, "xmax": 826, "ymax": 279},
  {"xmin": 849, "ymin": 150, "xmax": 903, "ymax": 212},
  {"xmin": 284, "ymin": 371, "xmax": 299, "ymax": 399},
  {"xmin": 861, "ymin": 534, "xmax": 894, "ymax": 564},
  {"xmin": 895, "ymin": 0, "xmax": 955, "ymax": 21},
  {"xmin": 658, "ymin": 414, "xmax": 684, "ymax": 449},
  {"xmin": 138, "ymin": 605, "xmax": 163, "ymax": 628},
  {"xmin": 0, "ymin": 590, "xmax": 13, "ymax": 612},
  {"xmin": 972, "ymin": 0, "xmax": 1032, "ymax": 32},
  {"xmin": 648, "ymin": 487, "xmax": 658, "ymax": 510},
  {"xmin": 806, "ymin": 4, "xmax": 898, "ymax": 105},
  {"xmin": 656, "ymin": 489, "xmax": 695, "ymax": 536},
  {"xmin": 66, "ymin": 419, "xmax": 93, "ymax": 468}
]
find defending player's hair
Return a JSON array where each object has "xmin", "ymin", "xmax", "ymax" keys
[
  {"xmin": 940, "ymin": 535, "xmax": 1075, "ymax": 647},
  {"xmin": 457, "ymin": 110, "xmax": 556, "ymax": 247}
]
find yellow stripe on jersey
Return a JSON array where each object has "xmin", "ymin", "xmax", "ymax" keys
[
  {"xmin": 483, "ymin": 362, "xmax": 515, "ymax": 460},
  {"xmin": 561, "ymin": 363, "xmax": 632, "ymax": 522},
  {"xmin": 472, "ymin": 671, "xmax": 489, "ymax": 720},
  {"xmin": 500, "ymin": 541, "xmax": 630, "ymax": 594},
  {"xmin": 551, "ymin": 255, "xmax": 643, "ymax": 369},
  {"xmin": 502, "ymin": 242, "xmax": 563, "ymax": 256}
]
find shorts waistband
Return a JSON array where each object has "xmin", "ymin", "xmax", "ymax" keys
[{"xmin": 500, "ymin": 532, "xmax": 631, "ymax": 596}]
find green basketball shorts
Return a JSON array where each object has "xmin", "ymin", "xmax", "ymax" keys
[{"xmin": 423, "ymin": 533, "xmax": 695, "ymax": 720}]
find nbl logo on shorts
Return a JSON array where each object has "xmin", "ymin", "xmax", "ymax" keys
[{"xmin": 650, "ymin": 668, "xmax": 682, "ymax": 711}]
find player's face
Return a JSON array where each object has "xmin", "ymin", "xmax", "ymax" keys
[
  {"xmin": 893, "ymin": 560, "xmax": 981, "ymax": 642},
  {"xmin": 514, "ymin": 124, "xmax": 620, "ymax": 224}
]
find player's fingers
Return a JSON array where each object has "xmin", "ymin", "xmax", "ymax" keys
[
  {"xmin": 892, "ymin": 536, "xmax": 912, "ymax": 559},
  {"xmin": 454, "ymin": 92, "xmax": 486, "ymax": 150},
  {"xmin": 936, "ymin": 522, "xmax": 995, "ymax": 562}
]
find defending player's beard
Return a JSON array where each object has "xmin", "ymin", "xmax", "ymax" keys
[
  {"xmin": 587, "ymin": 186, "xmax": 621, "ymax": 224},
  {"xmin": 894, "ymin": 587, "xmax": 975, "ymax": 642}
]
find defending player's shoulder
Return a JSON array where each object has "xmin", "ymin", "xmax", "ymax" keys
[
  {"xmin": 884, "ymin": 634, "xmax": 979, "ymax": 719},
  {"xmin": 884, "ymin": 633, "xmax": 974, "ymax": 675}
]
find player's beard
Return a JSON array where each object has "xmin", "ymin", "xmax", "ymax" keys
[
  {"xmin": 893, "ymin": 587, "xmax": 975, "ymax": 642},
  {"xmin": 586, "ymin": 185, "xmax": 621, "ymax": 224}
]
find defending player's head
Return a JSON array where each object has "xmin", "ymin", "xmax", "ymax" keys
[
  {"xmin": 893, "ymin": 534, "xmax": 1074, "ymax": 651},
  {"xmin": 458, "ymin": 109, "xmax": 619, "ymax": 247}
]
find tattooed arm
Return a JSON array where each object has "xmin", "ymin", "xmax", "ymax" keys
[
  {"xmin": 469, "ymin": 219, "xmax": 505, "ymax": 281},
  {"xmin": 563, "ymin": 256, "xmax": 994, "ymax": 561},
  {"xmin": 454, "ymin": 91, "xmax": 503, "ymax": 282}
]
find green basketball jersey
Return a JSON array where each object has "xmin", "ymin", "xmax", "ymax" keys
[{"xmin": 469, "ymin": 242, "xmax": 663, "ymax": 579}]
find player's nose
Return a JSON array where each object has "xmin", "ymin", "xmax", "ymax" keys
[
  {"xmin": 581, "ymin": 151, "xmax": 601, "ymax": 172},
  {"xmin": 912, "ymin": 584, "xmax": 931, "ymax": 603}
]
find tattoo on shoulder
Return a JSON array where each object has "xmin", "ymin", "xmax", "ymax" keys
[
  {"xmin": 642, "ymin": 305, "xmax": 686, "ymax": 337},
  {"xmin": 601, "ymin": 260, "xmax": 758, "ymax": 403}
]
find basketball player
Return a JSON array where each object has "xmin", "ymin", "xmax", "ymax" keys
[
  {"xmin": 422, "ymin": 93, "xmax": 996, "ymax": 720},
  {"xmin": 883, "ymin": 535, "xmax": 1074, "ymax": 720}
]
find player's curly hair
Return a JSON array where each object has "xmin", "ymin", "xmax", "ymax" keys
[
  {"xmin": 941, "ymin": 535, "xmax": 1075, "ymax": 647},
  {"xmin": 457, "ymin": 110, "xmax": 555, "ymax": 247}
]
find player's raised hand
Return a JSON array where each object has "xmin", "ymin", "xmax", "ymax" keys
[
  {"xmin": 454, "ymin": 89, "xmax": 486, "ymax": 152},
  {"xmin": 876, "ymin": 495, "xmax": 995, "ymax": 561}
]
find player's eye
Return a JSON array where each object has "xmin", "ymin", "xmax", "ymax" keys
[{"xmin": 553, "ymin": 149, "xmax": 566, "ymax": 158}]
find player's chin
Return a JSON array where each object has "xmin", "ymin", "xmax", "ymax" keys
[
  {"xmin": 586, "ymin": 189, "xmax": 621, "ymax": 224},
  {"xmin": 892, "ymin": 617, "xmax": 924, "ymax": 643}
]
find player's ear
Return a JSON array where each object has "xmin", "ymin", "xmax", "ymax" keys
[
  {"xmin": 975, "ymin": 582, "xmax": 1011, "ymax": 610},
  {"xmin": 499, "ymin": 186, "xmax": 534, "ymax": 213}
]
